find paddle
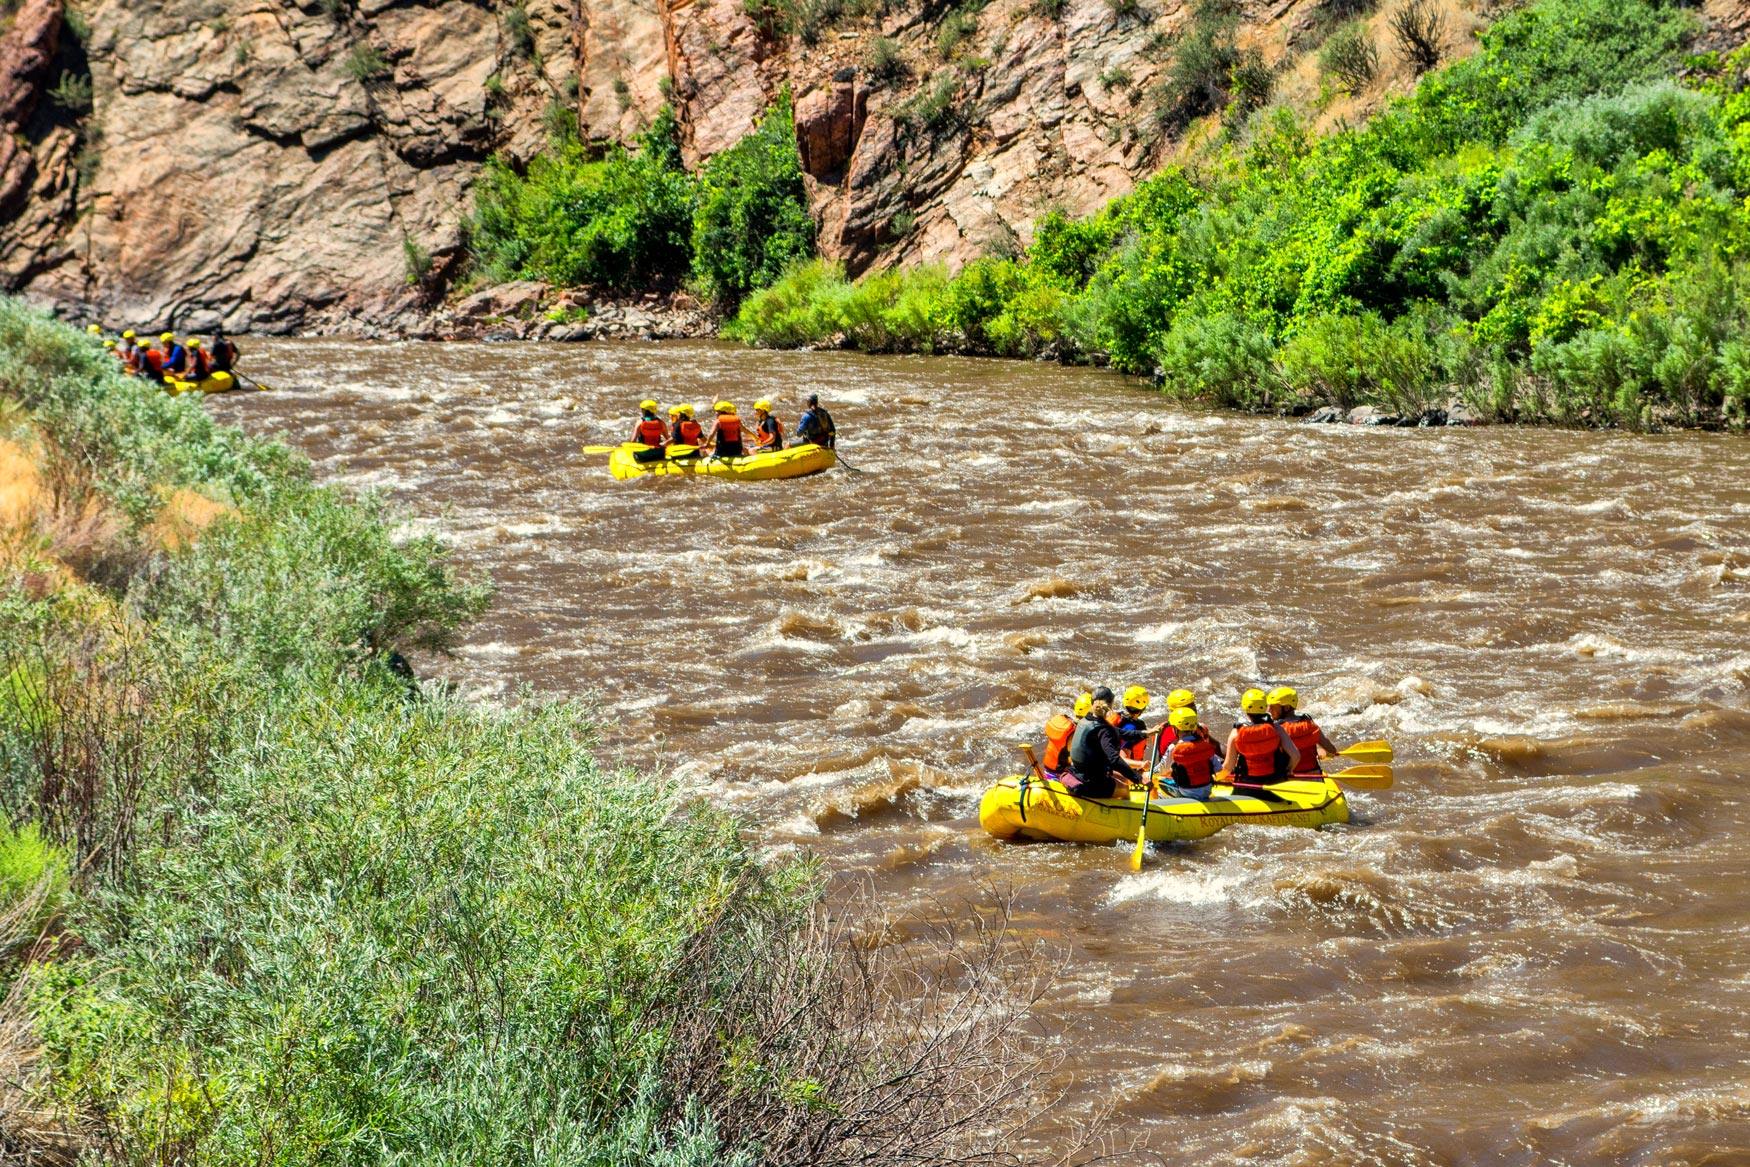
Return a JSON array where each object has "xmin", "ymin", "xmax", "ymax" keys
[
  {"xmin": 827, "ymin": 446, "xmax": 865, "ymax": 474},
  {"xmin": 581, "ymin": 443, "xmax": 651, "ymax": 454},
  {"xmin": 1018, "ymin": 744, "xmax": 1047, "ymax": 824},
  {"xmin": 231, "ymin": 370, "xmax": 276, "ymax": 392},
  {"xmin": 1339, "ymin": 739, "xmax": 1393, "ymax": 764},
  {"xmin": 1130, "ymin": 734, "xmax": 1165, "ymax": 871},
  {"xmin": 1330, "ymin": 764, "xmax": 1392, "ymax": 790}
]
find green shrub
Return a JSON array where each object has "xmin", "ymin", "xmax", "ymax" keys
[
  {"xmin": 1153, "ymin": 311, "xmax": 1277, "ymax": 408},
  {"xmin": 344, "ymin": 43, "xmax": 390, "ymax": 84},
  {"xmin": 0, "ymin": 821, "xmax": 69, "ymax": 952},
  {"xmin": 863, "ymin": 36, "xmax": 909, "ymax": 87},
  {"xmin": 690, "ymin": 96, "xmax": 815, "ymax": 305},
  {"xmin": 1277, "ymin": 310, "xmax": 1444, "ymax": 413},
  {"xmin": 895, "ymin": 70, "xmax": 961, "ymax": 133},
  {"xmin": 471, "ymin": 107, "xmax": 697, "ymax": 289},
  {"xmin": 47, "ymin": 71, "xmax": 93, "ymax": 114},
  {"xmin": 1154, "ymin": 0, "xmax": 1242, "ymax": 127},
  {"xmin": 1319, "ymin": 22, "xmax": 1377, "ymax": 92},
  {"xmin": 936, "ymin": 7, "xmax": 977, "ymax": 59},
  {"xmin": 504, "ymin": 3, "xmax": 536, "ymax": 58},
  {"xmin": 1388, "ymin": 0, "xmax": 1444, "ymax": 74}
]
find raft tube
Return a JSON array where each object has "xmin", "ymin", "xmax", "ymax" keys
[
  {"xmin": 978, "ymin": 774, "xmax": 1348, "ymax": 845},
  {"xmin": 165, "ymin": 371, "xmax": 237, "ymax": 395},
  {"xmin": 608, "ymin": 442, "xmax": 836, "ymax": 481}
]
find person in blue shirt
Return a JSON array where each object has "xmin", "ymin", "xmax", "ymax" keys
[{"xmin": 793, "ymin": 393, "xmax": 836, "ymax": 448}]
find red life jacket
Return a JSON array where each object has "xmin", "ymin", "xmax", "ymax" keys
[
  {"xmin": 190, "ymin": 350, "xmax": 211, "ymax": 376},
  {"xmin": 674, "ymin": 419, "xmax": 703, "ymax": 446},
  {"xmin": 1277, "ymin": 713, "xmax": 1322, "ymax": 776},
  {"xmin": 634, "ymin": 418, "xmax": 667, "ymax": 445},
  {"xmin": 1168, "ymin": 730, "xmax": 1218, "ymax": 788},
  {"xmin": 1042, "ymin": 713, "xmax": 1077, "ymax": 774},
  {"xmin": 715, "ymin": 414, "xmax": 742, "ymax": 443},
  {"xmin": 1231, "ymin": 719, "xmax": 1287, "ymax": 783}
]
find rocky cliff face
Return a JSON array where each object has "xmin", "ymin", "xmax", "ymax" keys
[{"xmin": 0, "ymin": 0, "xmax": 1744, "ymax": 332}]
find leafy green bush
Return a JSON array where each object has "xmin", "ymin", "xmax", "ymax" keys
[
  {"xmin": 1153, "ymin": 312, "xmax": 1277, "ymax": 408},
  {"xmin": 471, "ymin": 107, "xmax": 696, "ymax": 289},
  {"xmin": 690, "ymin": 96, "xmax": 815, "ymax": 305},
  {"xmin": 0, "ymin": 821, "xmax": 69, "ymax": 952}
]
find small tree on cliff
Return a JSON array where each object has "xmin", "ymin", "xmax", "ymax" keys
[{"xmin": 690, "ymin": 94, "xmax": 816, "ymax": 306}]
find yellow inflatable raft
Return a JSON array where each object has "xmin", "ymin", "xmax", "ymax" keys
[
  {"xmin": 608, "ymin": 443, "xmax": 836, "ymax": 481},
  {"xmin": 978, "ymin": 774, "xmax": 1348, "ymax": 845},
  {"xmin": 165, "ymin": 371, "xmax": 237, "ymax": 395}
]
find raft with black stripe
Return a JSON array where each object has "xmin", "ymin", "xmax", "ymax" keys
[{"xmin": 977, "ymin": 774, "xmax": 1348, "ymax": 844}]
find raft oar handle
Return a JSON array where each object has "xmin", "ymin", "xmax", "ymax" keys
[
  {"xmin": 1018, "ymin": 743, "xmax": 1047, "ymax": 824},
  {"xmin": 1131, "ymin": 733, "xmax": 1166, "ymax": 871}
]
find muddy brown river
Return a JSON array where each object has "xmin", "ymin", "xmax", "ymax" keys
[{"xmin": 213, "ymin": 338, "xmax": 1750, "ymax": 1164}]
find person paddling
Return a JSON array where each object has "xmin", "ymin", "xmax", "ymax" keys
[
  {"xmin": 631, "ymin": 399, "xmax": 668, "ymax": 447},
  {"xmin": 160, "ymin": 332, "xmax": 190, "ymax": 377},
  {"xmin": 1039, "ymin": 692, "xmax": 1092, "ymax": 781},
  {"xmin": 138, "ymin": 340, "xmax": 167, "ymax": 384},
  {"xmin": 708, "ymin": 401, "xmax": 746, "ymax": 458},
  {"xmin": 1163, "ymin": 706, "xmax": 1219, "ymax": 801},
  {"xmin": 1268, "ymin": 686, "xmax": 1339, "ymax": 777},
  {"xmin": 752, "ymin": 399, "xmax": 783, "ymax": 452},
  {"xmin": 186, "ymin": 339, "xmax": 211, "ymax": 378},
  {"xmin": 208, "ymin": 328, "xmax": 238, "ymax": 373},
  {"xmin": 793, "ymin": 392, "xmax": 836, "ymax": 448},
  {"xmin": 1218, "ymin": 688, "xmax": 1300, "ymax": 795},
  {"xmin": 1115, "ymin": 685, "xmax": 1154, "ymax": 762},
  {"xmin": 669, "ymin": 404, "xmax": 704, "ymax": 455},
  {"xmin": 1066, "ymin": 687, "xmax": 1140, "ymax": 799}
]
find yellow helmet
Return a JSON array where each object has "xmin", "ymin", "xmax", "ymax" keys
[
  {"xmin": 102, "ymin": 339, "xmax": 116, "ymax": 349},
  {"xmin": 1266, "ymin": 686, "xmax": 1298, "ymax": 709},
  {"xmin": 188, "ymin": 339, "xmax": 201, "ymax": 348},
  {"xmin": 639, "ymin": 398, "xmax": 658, "ymax": 412},
  {"xmin": 1240, "ymin": 688, "xmax": 1267, "ymax": 715},
  {"xmin": 1169, "ymin": 707, "xmax": 1199, "ymax": 733},
  {"xmin": 714, "ymin": 401, "xmax": 735, "ymax": 414},
  {"xmin": 1166, "ymin": 689, "xmax": 1196, "ymax": 710},
  {"xmin": 1122, "ymin": 685, "xmax": 1150, "ymax": 712},
  {"xmin": 679, "ymin": 403, "xmax": 695, "ymax": 417},
  {"xmin": 668, "ymin": 404, "xmax": 683, "ymax": 416},
  {"xmin": 1072, "ymin": 692, "xmax": 1092, "ymax": 718},
  {"xmin": 87, "ymin": 323, "xmax": 101, "ymax": 334},
  {"xmin": 122, "ymin": 330, "xmax": 136, "ymax": 339},
  {"xmin": 160, "ymin": 332, "xmax": 175, "ymax": 343},
  {"xmin": 754, "ymin": 399, "xmax": 773, "ymax": 412}
]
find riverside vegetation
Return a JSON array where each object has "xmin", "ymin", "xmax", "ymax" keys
[
  {"xmin": 0, "ymin": 302, "xmax": 1058, "ymax": 1165},
  {"xmin": 725, "ymin": 0, "xmax": 1750, "ymax": 426},
  {"xmin": 470, "ymin": 0, "xmax": 1750, "ymax": 427}
]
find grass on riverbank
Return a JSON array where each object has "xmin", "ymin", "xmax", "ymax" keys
[
  {"xmin": 727, "ymin": 0, "xmax": 1750, "ymax": 427},
  {"xmin": 0, "ymin": 299, "xmax": 1054, "ymax": 1166}
]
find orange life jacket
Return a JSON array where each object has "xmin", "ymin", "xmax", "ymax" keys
[
  {"xmin": 1277, "ymin": 713, "xmax": 1322, "ymax": 775},
  {"xmin": 715, "ymin": 414, "xmax": 742, "ymax": 443},
  {"xmin": 674, "ymin": 419, "xmax": 703, "ymax": 446},
  {"xmin": 1042, "ymin": 713, "xmax": 1077, "ymax": 774},
  {"xmin": 1231, "ymin": 719, "xmax": 1287, "ymax": 783},
  {"xmin": 634, "ymin": 418, "xmax": 667, "ymax": 445},
  {"xmin": 754, "ymin": 416, "xmax": 783, "ymax": 450},
  {"xmin": 190, "ymin": 350, "xmax": 211, "ymax": 376},
  {"xmin": 1168, "ymin": 731, "xmax": 1218, "ymax": 788},
  {"xmin": 1116, "ymin": 713, "xmax": 1150, "ymax": 762}
]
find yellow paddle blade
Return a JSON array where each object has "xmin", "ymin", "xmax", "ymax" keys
[
  {"xmin": 1333, "ymin": 764, "xmax": 1392, "ymax": 790},
  {"xmin": 1130, "ymin": 825, "xmax": 1147, "ymax": 870},
  {"xmin": 1341, "ymin": 740, "xmax": 1393, "ymax": 763},
  {"xmin": 580, "ymin": 445, "xmax": 623, "ymax": 454}
]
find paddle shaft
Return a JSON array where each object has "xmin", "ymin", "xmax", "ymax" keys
[{"xmin": 1131, "ymin": 734, "xmax": 1165, "ymax": 869}]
